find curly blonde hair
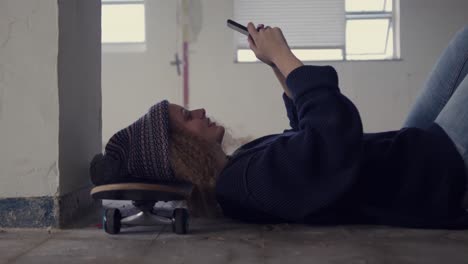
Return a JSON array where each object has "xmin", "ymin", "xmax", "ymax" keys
[{"xmin": 169, "ymin": 123, "xmax": 225, "ymax": 218}]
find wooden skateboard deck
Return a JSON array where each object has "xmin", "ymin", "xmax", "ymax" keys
[{"xmin": 91, "ymin": 183, "xmax": 193, "ymax": 202}]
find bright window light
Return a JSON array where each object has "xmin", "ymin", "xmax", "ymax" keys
[
  {"xmin": 347, "ymin": 25, "xmax": 394, "ymax": 60},
  {"xmin": 346, "ymin": 19, "xmax": 390, "ymax": 55},
  {"xmin": 237, "ymin": 49, "xmax": 343, "ymax": 62},
  {"xmin": 102, "ymin": 4, "xmax": 146, "ymax": 43},
  {"xmin": 346, "ymin": 0, "xmax": 393, "ymax": 12},
  {"xmin": 237, "ymin": 50, "xmax": 258, "ymax": 62},
  {"xmin": 234, "ymin": 0, "xmax": 399, "ymax": 62},
  {"xmin": 291, "ymin": 49, "xmax": 343, "ymax": 61}
]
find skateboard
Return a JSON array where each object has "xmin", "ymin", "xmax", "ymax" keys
[{"xmin": 90, "ymin": 182, "xmax": 193, "ymax": 235}]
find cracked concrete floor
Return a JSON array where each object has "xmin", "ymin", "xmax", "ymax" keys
[
  {"xmin": 2, "ymin": 221, "xmax": 468, "ymax": 263},
  {"xmin": 1, "ymin": 203, "xmax": 468, "ymax": 264}
]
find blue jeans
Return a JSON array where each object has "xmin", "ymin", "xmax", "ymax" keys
[{"xmin": 403, "ymin": 25, "xmax": 468, "ymax": 205}]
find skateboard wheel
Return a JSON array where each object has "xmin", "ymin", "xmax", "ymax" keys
[
  {"xmin": 172, "ymin": 208, "xmax": 189, "ymax": 235},
  {"xmin": 103, "ymin": 208, "xmax": 122, "ymax": 235}
]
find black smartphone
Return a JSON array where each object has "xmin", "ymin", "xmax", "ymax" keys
[{"xmin": 227, "ymin": 19, "xmax": 249, "ymax": 36}]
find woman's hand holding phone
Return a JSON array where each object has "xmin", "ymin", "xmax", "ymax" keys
[{"xmin": 247, "ymin": 22, "xmax": 303, "ymax": 78}]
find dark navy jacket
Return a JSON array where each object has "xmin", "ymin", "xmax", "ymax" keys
[{"xmin": 216, "ymin": 65, "xmax": 468, "ymax": 229}]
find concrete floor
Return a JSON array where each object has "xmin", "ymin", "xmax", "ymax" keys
[{"xmin": 2, "ymin": 203, "xmax": 468, "ymax": 264}]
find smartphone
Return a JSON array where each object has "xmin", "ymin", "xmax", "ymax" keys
[{"xmin": 227, "ymin": 19, "xmax": 249, "ymax": 36}]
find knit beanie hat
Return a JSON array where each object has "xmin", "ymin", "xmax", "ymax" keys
[{"xmin": 103, "ymin": 100, "xmax": 177, "ymax": 183}]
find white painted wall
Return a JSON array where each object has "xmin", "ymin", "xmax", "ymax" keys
[
  {"xmin": 0, "ymin": 0, "xmax": 59, "ymax": 198},
  {"xmin": 102, "ymin": 0, "xmax": 181, "ymax": 144},
  {"xmin": 0, "ymin": 0, "xmax": 101, "ymax": 200},
  {"xmin": 103, "ymin": 0, "xmax": 468, "ymax": 153}
]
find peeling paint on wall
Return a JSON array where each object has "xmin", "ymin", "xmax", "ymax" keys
[
  {"xmin": 0, "ymin": 21, "xmax": 16, "ymax": 49},
  {"xmin": 0, "ymin": 197, "xmax": 56, "ymax": 228}
]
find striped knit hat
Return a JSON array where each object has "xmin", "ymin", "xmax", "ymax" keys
[{"xmin": 104, "ymin": 100, "xmax": 177, "ymax": 182}]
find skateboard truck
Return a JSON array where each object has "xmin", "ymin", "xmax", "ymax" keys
[{"xmin": 91, "ymin": 183, "xmax": 193, "ymax": 235}]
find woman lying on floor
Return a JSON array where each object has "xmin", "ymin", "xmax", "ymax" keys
[{"xmin": 93, "ymin": 23, "xmax": 468, "ymax": 229}]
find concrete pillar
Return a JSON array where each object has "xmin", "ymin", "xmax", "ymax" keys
[{"xmin": 0, "ymin": 0, "xmax": 101, "ymax": 227}]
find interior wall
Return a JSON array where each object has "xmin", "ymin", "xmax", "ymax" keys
[
  {"xmin": 0, "ymin": 0, "xmax": 101, "ymax": 227},
  {"xmin": 103, "ymin": 0, "xmax": 468, "ymax": 153},
  {"xmin": 102, "ymin": 0, "xmax": 181, "ymax": 146},
  {"xmin": 0, "ymin": 0, "xmax": 59, "ymax": 198}
]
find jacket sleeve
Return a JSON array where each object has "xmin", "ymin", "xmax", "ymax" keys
[
  {"xmin": 244, "ymin": 65, "xmax": 364, "ymax": 222},
  {"xmin": 282, "ymin": 93, "xmax": 299, "ymax": 132}
]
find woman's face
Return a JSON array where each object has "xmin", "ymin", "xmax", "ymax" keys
[{"xmin": 168, "ymin": 103, "xmax": 225, "ymax": 144}]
